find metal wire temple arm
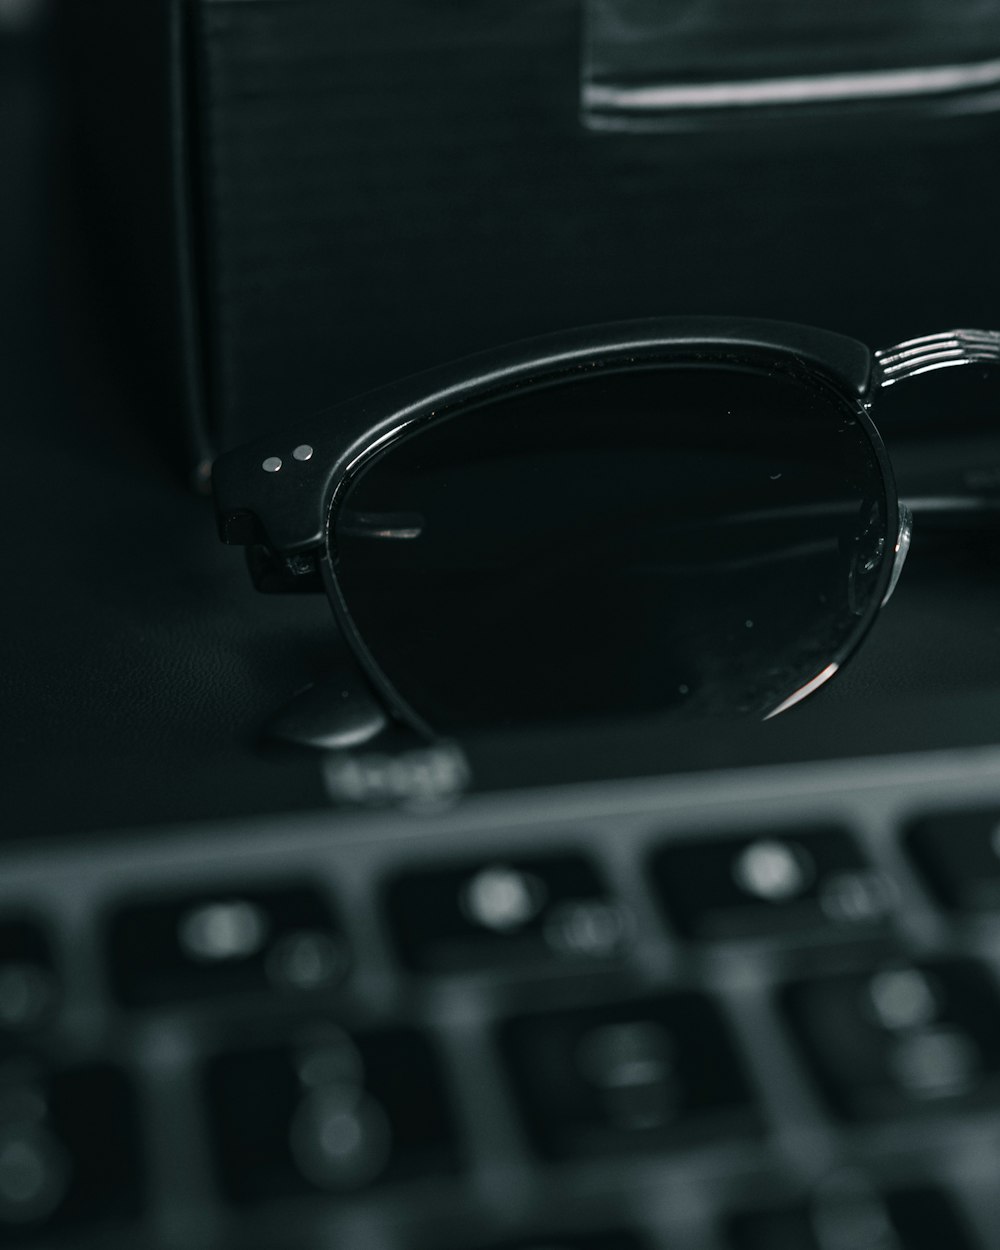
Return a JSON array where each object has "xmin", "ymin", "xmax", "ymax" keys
[{"xmin": 874, "ymin": 329, "xmax": 1000, "ymax": 387}]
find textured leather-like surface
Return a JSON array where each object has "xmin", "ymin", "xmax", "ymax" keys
[{"xmin": 1, "ymin": 27, "xmax": 327, "ymax": 839}]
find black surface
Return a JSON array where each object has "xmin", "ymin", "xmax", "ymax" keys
[
  {"xmin": 906, "ymin": 808, "xmax": 1000, "ymax": 913},
  {"xmin": 1, "ymin": 15, "xmax": 328, "ymax": 836},
  {"xmin": 0, "ymin": 1061, "xmax": 145, "ymax": 1240},
  {"xmin": 6, "ymin": 12, "xmax": 1000, "ymax": 1250},
  {"xmin": 727, "ymin": 1186, "xmax": 975, "ymax": 1250},
  {"xmin": 187, "ymin": 1, "xmax": 1000, "ymax": 452},
  {"xmin": 7, "ymin": 13, "xmax": 1000, "ymax": 842}
]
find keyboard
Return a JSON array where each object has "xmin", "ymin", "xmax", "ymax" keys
[{"xmin": 2, "ymin": 745, "xmax": 1000, "ymax": 1249}]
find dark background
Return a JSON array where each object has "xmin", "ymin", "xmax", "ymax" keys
[{"xmin": 6, "ymin": 0, "xmax": 1000, "ymax": 840}]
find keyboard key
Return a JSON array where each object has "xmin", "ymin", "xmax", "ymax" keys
[
  {"xmin": 782, "ymin": 959, "xmax": 1000, "ymax": 1120},
  {"xmin": 205, "ymin": 1025, "xmax": 460, "ymax": 1203},
  {"xmin": 0, "ymin": 1059, "xmax": 143, "ymax": 1242},
  {"xmin": 906, "ymin": 807, "xmax": 1000, "ymax": 912},
  {"xmin": 727, "ymin": 1183, "xmax": 974, "ymax": 1249},
  {"xmin": 385, "ymin": 854, "xmax": 629, "ymax": 973},
  {"xmin": 0, "ymin": 922, "xmax": 56, "ymax": 1035},
  {"xmin": 650, "ymin": 828, "xmax": 893, "ymax": 940},
  {"xmin": 499, "ymin": 992, "xmax": 759, "ymax": 1159},
  {"xmin": 106, "ymin": 884, "xmax": 350, "ymax": 1008}
]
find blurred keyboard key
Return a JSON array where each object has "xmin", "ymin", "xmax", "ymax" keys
[
  {"xmin": 205, "ymin": 1025, "xmax": 460, "ymax": 1203},
  {"xmin": 0, "ymin": 923, "xmax": 56, "ymax": 1035},
  {"xmin": 650, "ymin": 828, "xmax": 893, "ymax": 940},
  {"xmin": 106, "ymin": 884, "xmax": 350, "ymax": 1007},
  {"xmin": 500, "ymin": 992, "xmax": 759, "ymax": 1159},
  {"xmin": 385, "ymin": 854, "xmax": 629, "ymax": 973},
  {"xmin": 906, "ymin": 808, "xmax": 1000, "ymax": 912},
  {"xmin": 0, "ymin": 1059, "xmax": 143, "ymax": 1242},
  {"xmin": 782, "ymin": 959, "xmax": 1000, "ymax": 1120},
  {"xmin": 727, "ymin": 1183, "xmax": 974, "ymax": 1249}
]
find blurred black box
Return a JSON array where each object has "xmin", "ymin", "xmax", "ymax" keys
[{"xmin": 65, "ymin": 0, "xmax": 1000, "ymax": 479}]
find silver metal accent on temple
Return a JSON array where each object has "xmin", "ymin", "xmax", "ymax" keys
[{"xmin": 874, "ymin": 329, "xmax": 1000, "ymax": 387}]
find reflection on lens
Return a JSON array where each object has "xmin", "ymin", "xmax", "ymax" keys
[{"xmin": 332, "ymin": 361, "xmax": 890, "ymax": 730}]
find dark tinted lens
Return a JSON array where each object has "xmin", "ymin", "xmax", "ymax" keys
[{"xmin": 332, "ymin": 363, "xmax": 890, "ymax": 730}]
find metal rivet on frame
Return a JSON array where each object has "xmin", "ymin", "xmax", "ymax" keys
[
  {"xmin": 293, "ymin": 444, "xmax": 314, "ymax": 462},
  {"xmin": 262, "ymin": 456, "xmax": 282, "ymax": 473}
]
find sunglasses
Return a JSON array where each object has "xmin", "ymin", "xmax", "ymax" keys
[{"xmin": 212, "ymin": 317, "xmax": 1000, "ymax": 749}]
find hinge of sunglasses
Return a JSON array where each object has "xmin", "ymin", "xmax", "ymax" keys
[
  {"xmin": 873, "ymin": 329, "xmax": 1000, "ymax": 387},
  {"xmin": 246, "ymin": 544, "xmax": 323, "ymax": 593}
]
